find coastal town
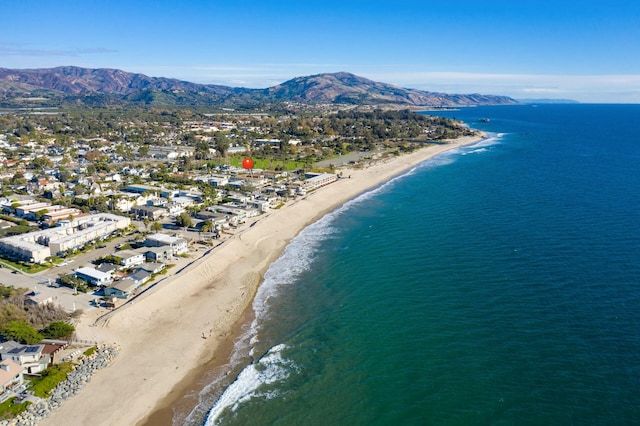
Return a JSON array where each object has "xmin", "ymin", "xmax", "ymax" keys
[
  {"xmin": 2, "ymin": 0, "xmax": 633, "ymax": 423},
  {"xmin": 0, "ymin": 105, "xmax": 477, "ymax": 423}
]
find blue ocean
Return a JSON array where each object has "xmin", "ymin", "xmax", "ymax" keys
[{"xmin": 182, "ymin": 104, "xmax": 640, "ymax": 425}]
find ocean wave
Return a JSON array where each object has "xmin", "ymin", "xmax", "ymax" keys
[{"xmin": 204, "ymin": 344, "xmax": 296, "ymax": 426}]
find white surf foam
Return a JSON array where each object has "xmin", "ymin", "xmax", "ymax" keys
[{"xmin": 204, "ymin": 344, "xmax": 295, "ymax": 426}]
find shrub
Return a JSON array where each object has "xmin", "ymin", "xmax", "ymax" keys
[
  {"xmin": 40, "ymin": 321, "xmax": 75, "ymax": 339},
  {"xmin": 1, "ymin": 321, "xmax": 43, "ymax": 344}
]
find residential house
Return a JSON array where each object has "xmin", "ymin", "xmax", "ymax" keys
[
  {"xmin": 247, "ymin": 199, "xmax": 271, "ymax": 213},
  {"xmin": 165, "ymin": 202, "xmax": 185, "ymax": 217},
  {"xmin": 144, "ymin": 233, "xmax": 188, "ymax": 255},
  {"xmin": 75, "ymin": 266, "xmax": 113, "ymax": 287},
  {"xmin": 144, "ymin": 247, "xmax": 173, "ymax": 262},
  {"xmin": 112, "ymin": 249, "xmax": 145, "ymax": 268},
  {"xmin": 128, "ymin": 269, "xmax": 151, "ymax": 285},
  {"xmin": 0, "ymin": 341, "xmax": 50, "ymax": 374},
  {"xmin": 207, "ymin": 175, "xmax": 229, "ymax": 188},
  {"xmin": 104, "ymin": 278, "xmax": 139, "ymax": 299},
  {"xmin": 96, "ymin": 262, "xmax": 118, "ymax": 275},
  {"xmin": 24, "ymin": 288, "xmax": 56, "ymax": 307},
  {"xmin": 0, "ymin": 359, "xmax": 25, "ymax": 396},
  {"xmin": 130, "ymin": 205, "xmax": 166, "ymax": 221},
  {"xmin": 136, "ymin": 262, "xmax": 165, "ymax": 275},
  {"xmin": 124, "ymin": 184, "xmax": 163, "ymax": 195}
]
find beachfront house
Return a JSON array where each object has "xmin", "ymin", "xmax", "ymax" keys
[
  {"xmin": 104, "ymin": 278, "xmax": 139, "ymax": 299},
  {"xmin": 143, "ymin": 247, "xmax": 173, "ymax": 263},
  {"xmin": 144, "ymin": 233, "xmax": 188, "ymax": 255},
  {"xmin": 0, "ymin": 359, "xmax": 25, "ymax": 397},
  {"xmin": 128, "ymin": 269, "xmax": 151, "ymax": 285},
  {"xmin": 0, "ymin": 341, "xmax": 50, "ymax": 374},
  {"xmin": 112, "ymin": 249, "xmax": 145, "ymax": 268},
  {"xmin": 136, "ymin": 262, "xmax": 165, "ymax": 275}
]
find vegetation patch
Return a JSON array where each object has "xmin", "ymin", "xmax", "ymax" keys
[
  {"xmin": 0, "ymin": 397, "xmax": 30, "ymax": 420},
  {"xmin": 28, "ymin": 362, "xmax": 75, "ymax": 398},
  {"xmin": 57, "ymin": 274, "xmax": 89, "ymax": 293},
  {"xmin": 0, "ymin": 285, "xmax": 73, "ymax": 338},
  {"xmin": 1, "ymin": 321, "xmax": 43, "ymax": 344},
  {"xmin": 40, "ymin": 321, "xmax": 75, "ymax": 339},
  {"xmin": 0, "ymin": 259, "xmax": 48, "ymax": 274}
]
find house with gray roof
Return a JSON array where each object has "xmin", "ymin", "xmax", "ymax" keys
[{"xmin": 0, "ymin": 341, "xmax": 50, "ymax": 374}]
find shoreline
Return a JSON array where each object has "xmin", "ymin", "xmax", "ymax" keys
[{"xmin": 40, "ymin": 134, "xmax": 485, "ymax": 426}]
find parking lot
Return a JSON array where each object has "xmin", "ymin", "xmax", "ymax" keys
[
  {"xmin": 0, "ymin": 233, "xmax": 139, "ymax": 313},
  {"xmin": 0, "ymin": 224, "xmax": 211, "ymax": 315}
]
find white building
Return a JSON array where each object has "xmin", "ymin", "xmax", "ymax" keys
[
  {"xmin": 75, "ymin": 266, "xmax": 114, "ymax": 287},
  {"xmin": 113, "ymin": 249, "xmax": 145, "ymax": 268},
  {"xmin": 302, "ymin": 173, "xmax": 338, "ymax": 191},
  {"xmin": 0, "ymin": 341, "xmax": 50, "ymax": 374},
  {"xmin": 0, "ymin": 213, "xmax": 131, "ymax": 263},
  {"xmin": 144, "ymin": 233, "xmax": 188, "ymax": 255}
]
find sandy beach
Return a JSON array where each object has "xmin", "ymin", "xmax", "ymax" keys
[{"xmin": 40, "ymin": 134, "xmax": 484, "ymax": 426}]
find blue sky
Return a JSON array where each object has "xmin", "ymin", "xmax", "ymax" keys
[{"xmin": 2, "ymin": 0, "xmax": 639, "ymax": 102}]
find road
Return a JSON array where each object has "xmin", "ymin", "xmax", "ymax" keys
[{"xmin": 0, "ymin": 232, "xmax": 141, "ymax": 313}]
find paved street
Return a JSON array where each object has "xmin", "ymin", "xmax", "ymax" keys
[
  {"xmin": 0, "ymin": 224, "xmax": 218, "ymax": 315},
  {"xmin": 0, "ymin": 232, "xmax": 141, "ymax": 313}
]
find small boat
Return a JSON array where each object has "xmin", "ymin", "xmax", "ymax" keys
[{"xmin": 479, "ymin": 118, "xmax": 491, "ymax": 123}]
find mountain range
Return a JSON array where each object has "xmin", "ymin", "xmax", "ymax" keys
[{"xmin": 0, "ymin": 66, "xmax": 518, "ymax": 108}]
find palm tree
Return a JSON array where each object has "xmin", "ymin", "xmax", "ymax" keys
[
  {"xmin": 200, "ymin": 219, "xmax": 215, "ymax": 242},
  {"xmin": 150, "ymin": 221, "xmax": 163, "ymax": 233}
]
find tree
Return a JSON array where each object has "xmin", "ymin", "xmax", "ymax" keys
[
  {"xmin": 10, "ymin": 172, "xmax": 26, "ymax": 185},
  {"xmin": 194, "ymin": 140, "xmax": 211, "ymax": 160},
  {"xmin": 240, "ymin": 182, "xmax": 256, "ymax": 193},
  {"xmin": 40, "ymin": 321, "xmax": 75, "ymax": 339},
  {"xmin": 150, "ymin": 221, "xmax": 163, "ymax": 233},
  {"xmin": 175, "ymin": 212, "xmax": 193, "ymax": 229},
  {"xmin": 201, "ymin": 219, "xmax": 214, "ymax": 233},
  {"xmin": 58, "ymin": 169, "xmax": 73, "ymax": 183},
  {"xmin": 2, "ymin": 320, "xmax": 43, "ymax": 344},
  {"xmin": 214, "ymin": 133, "xmax": 230, "ymax": 160},
  {"xmin": 199, "ymin": 184, "xmax": 218, "ymax": 207},
  {"xmin": 143, "ymin": 217, "xmax": 150, "ymax": 232},
  {"xmin": 138, "ymin": 145, "xmax": 150, "ymax": 158},
  {"xmin": 31, "ymin": 157, "xmax": 53, "ymax": 169}
]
